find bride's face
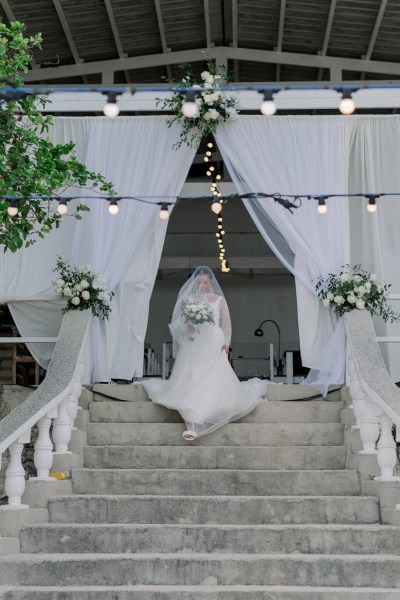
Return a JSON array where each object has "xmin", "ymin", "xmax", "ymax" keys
[{"xmin": 196, "ymin": 274, "xmax": 212, "ymax": 292}]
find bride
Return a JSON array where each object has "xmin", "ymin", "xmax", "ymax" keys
[{"xmin": 140, "ymin": 266, "xmax": 268, "ymax": 440}]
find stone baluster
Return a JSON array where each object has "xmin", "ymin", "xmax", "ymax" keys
[
  {"xmin": 375, "ymin": 413, "xmax": 399, "ymax": 481},
  {"xmin": 359, "ymin": 396, "xmax": 380, "ymax": 454},
  {"xmin": 32, "ymin": 408, "xmax": 58, "ymax": 481},
  {"xmin": 348, "ymin": 356, "xmax": 365, "ymax": 429},
  {"xmin": 52, "ymin": 396, "xmax": 72, "ymax": 454},
  {"xmin": 2, "ymin": 432, "xmax": 31, "ymax": 510}
]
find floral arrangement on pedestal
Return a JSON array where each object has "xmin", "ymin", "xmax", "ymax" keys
[
  {"xmin": 53, "ymin": 258, "xmax": 114, "ymax": 320},
  {"xmin": 315, "ymin": 265, "xmax": 400, "ymax": 323},
  {"xmin": 156, "ymin": 57, "xmax": 240, "ymax": 148}
]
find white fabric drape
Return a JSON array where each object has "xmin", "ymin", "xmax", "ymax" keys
[
  {"xmin": 1, "ymin": 116, "xmax": 196, "ymax": 382},
  {"xmin": 216, "ymin": 116, "xmax": 350, "ymax": 393}
]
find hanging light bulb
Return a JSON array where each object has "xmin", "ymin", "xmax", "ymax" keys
[
  {"xmin": 108, "ymin": 200, "xmax": 119, "ymax": 215},
  {"xmin": 260, "ymin": 89, "xmax": 277, "ymax": 116},
  {"xmin": 216, "ymin": 175, "xmax": 221, "ymax": 180},
  {"xmin": 204, "ymin": 156, "xmax": 209, "ymax": 162},
  {"xmin": 7, "ymin": 202, "xmax": 18, "ymax": 217},
  {"xmin": 339, "ymin": 89, "xmax": 356, "ymax": 115},
  {"xmin": 207, "ymin": 142, "xmax": 213, "ymax": 148},
  {"xmin": 209, "ymin": 166, "xmax": 215, "ymax": 172},
  {"xmin": 181, "ymin": 91, "xmax": 200, "ymax": 118},
  {"xmin": 57, "ymin": 200, "xmax": 68, "ymax": 215},
  {"xmin": 211, "ymin": 201, "xmax": 223, "ymax": 214},
  {"xmin": 367, "ymin": 197, "xmax": 378, "ymax": 213},
  {"xmin": 218, "ymin": 217, "xmax": 223, "ymax": 222},
  {"xmin": 216, "ymin": 232, "xmax": 221, "ymax": 238},
  {"xmin": 317, "ymin": 198, "xmax": 328, "ymax": 214},
  {"xmin": 103, "ymin": 92, "xmax": 120, "ymax": 118},
  {"xmin": 206, "ymin": 170, "xmax": 211, "ymax": 176},
  {"xmin": 206, "ymin": 151, "xmax": 212, "ymax": 157},
  {"xmin": 159, "ymin": 203, "xmax": 170, "ymax": 220}
]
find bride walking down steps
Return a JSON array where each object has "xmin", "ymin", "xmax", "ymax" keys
[{"xmin": 1, "ymin": 382, "xmax": 400, "ymax": 597}]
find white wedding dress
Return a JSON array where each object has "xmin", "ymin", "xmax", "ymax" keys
[{"xmin": 140, "ymin": 295, "xmax": 268, "ymax": 438}]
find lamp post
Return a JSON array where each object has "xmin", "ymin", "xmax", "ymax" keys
[{"xmin": 254, "ymin": 319, "xmax": 282, "ymax": 378}]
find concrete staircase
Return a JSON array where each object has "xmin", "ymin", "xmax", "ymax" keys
[{"xmin": 1, "ymin": 385, "xmax": 400, "ymax": 598}]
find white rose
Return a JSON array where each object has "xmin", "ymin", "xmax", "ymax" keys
[
  {"xmin": 377, "ymin": 285, "xmax": 382, "ymax": 293},
  {"xmin": 322, "ymin": 298, "xmax": 331, "ymax": 308},
  {"xmin": 204, "ymin": 75, "xmax": 214, "ymax": 85},
  {"xmin": 204, "ymin": 93, "xmax": 215, "ymax": 104},
  {"xmin": 356, "ymin": 299, "xmax": 365, "ymax": 310},
  {"xmin": 365, "ymin": 282, "xmax": 371, "ymax": 291},
  {"xmin": 192, "ymin": 84, "xmax": 201, "ymax": 89},
  {"xmin": 334, "ymin": 295, "xmax": 345, "ymax": 305},
  {"xmin": 206, "ymin": 109, "xmax": 219, "ymax": 120},
  {"xmin": 327, "ymin": 292, "xmax": 334, "ymax": 301},
  {"xmin": 370, "ymin": 274, "xmax": 378, "ymax": 281},
  {"xmin": 80, "ymin": 280, "xmax": 89, "ymax": 289},
  {"xmin": 196, "ymin": 314, "xmax": 201, "ymax": 320},
  {"xmin": 75, "ymin": 283, "xmax": 82, "ymax": 292},
  {"xmin": 63, "ymin": 287, "xmax": 72, "ymax": 297},
  {"xmin": 211, "ymin": 91, "xmax": 221, "ymax": 101},
  {"xmin": 195, "ymin": 98, "xmax": 203, "ymax": 106},
  {"xmin": 77, "ymin": 265, "xmax": 87, "ymax": 273},
  {"xmin": 56, "ymin": 278, "xmax": 64, "ymax": 286},
  {"xmin": 226, "ymin": 106, "xmax": 238, "ymax": 118},
  {"xmin": 340, "ymin": 273, "xmax": 350, "ymax": 282},
  {"xmin": 71, "ymin": 296, "xmax": 80, "ymax": 305},
  {"xmin": 82, "ymin": 290, "xmax": 90, "ymax": 300},
  {"xmin": 347, "ymin": 294, "xmax": 356, "ymax": 304},
  {"xmin": 357, "ymin": 286, "xmax": 366, "ymax": 295},
  {"xmin": 353, "ymin": 275, "xmax": 362, "ymax": 282}
]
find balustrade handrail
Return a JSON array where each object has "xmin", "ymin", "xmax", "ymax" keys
[{"xmin": 345, "ymin": 310, "xmax": 400, "ymax": 429}]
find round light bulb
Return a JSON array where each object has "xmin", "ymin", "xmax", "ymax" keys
[
  {"xmin": 367, "ymin": 202, "xmax": 377, "ymax": 213},
  {"xmin": 216, "ymin": 175, "xmax": 221, "ymax": 180},
  {"xmin": 182, "ymin": 101, "xmax": 199, "ymax": 119},
  {"xmin": 108, "ymin": 202, "xmax": 119, "ymax": 215},
  {"xmin": 221, "ymin": 230, "xmax": 225, "ymax": 235},
  {"xmin": 261, "ymin": 100, "xmax": 277, "ymax": 116},
  {"xmin": 317, "ymin": 203, "xmax": 328, "ymax": 215},
  {"xmin": 211, "ymin": 201, "xmax": 223, "ymax": 214},
  {"xmin": 339, "ymin": 97, "xmax": 355, "ymax": 115},
  {"xmin": 7, "ymin": 204, "xmax": 18, "ymax": 217},
  {"xmin": 57, "ymin": 202, "xmax": 68, "ymax": 215},
  {"xmin": 206, "ymin": 151, "xmax": 212, "ymax": 157},
  {"xmin": 206, "ymin": 170, "xmax": 211, "ymax": 176},
  {"xmin": 207, "ymin": 142, "xmax": 213, "ymax": 148},
  {"xmin": 225, "ymin": 267, "xmax": 230, "ymax": 272},
  {"xmin": 103, "ymin": 102, "xmax": 120, "ymax": 118},
  {"xmin": 209, "ymin": 166, "xmax": 215, "ymax": 172},
  {"xmin": 218, "ymin": 224, "xmax": 223, "ymax": 229},
  {"xmin": 204, "ymin": 156, "xmax": 209, "ymax": 162},
  {"xmin": 216, "ymin": 232, "xmax": 221, "ymax": 238},
  {"xmin": 218, "ymin": 217, "xmax": 223, "ymax": 222},
  {"xmin": 159, "ymin": 209, "xmax": 169, "ymax": 220}
]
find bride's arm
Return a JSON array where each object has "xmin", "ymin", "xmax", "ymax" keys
[{"xmin": 220, "ymin": 298, "xmax": 232, "ymax": 352}]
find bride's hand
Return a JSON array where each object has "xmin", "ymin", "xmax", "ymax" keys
[{"xmin": 222, "ymin": 344, "xmax": 229, "ymax": 354}]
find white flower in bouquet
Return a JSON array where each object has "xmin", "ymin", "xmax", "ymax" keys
[
  {"xmin": 55, "ymin": 278, "xmax": 65, "ymax": 286},
  {"xmin": 356, "ymin": 285, "xmax": 366, "ymax": 295},
  {"xmin": 327, "ymin": 292, "xmax": 334, "ymax": 301},
  {"xmin": 322, "ymin": 298, "xmax": 331, "ymax": 307},
  {"xmin": 370, "ymin": 274, "xmax": 378, "ymax": 281},
  {"xmin": 347, "ymin": 294, "xmax": 356, "ymax": 304},
  {"xmin": 365, "ymin": 282, "xmax": 371, "ymax": 291},
  {"xmin": 340, "ymin": 273, "xmax": 350, "ymax": 282},
  {"xmin": 82, "ymin": 290, "xmax": 90, "ymax": 300},
  {"xmin": 63, "ymin": 286, "xmax": 72, "ymax": 297},
  {"xmin": 80, "ymin": 280, "xmax": 89, "ymax": 289},
  {"xmin": 356, "ymin": 299, "xmax": 365, "ymax": 309},
  {"xmin": 334, "ymin": 295, "xmax": 345, "ymax": 305},
  {"xmin": 201, "ymin": 71, "xmax": 214, "ymax": 84},
  {"xmin": 77, "ymin": 264, "xmax": 91, "ymax": 274},
  {"xmin": 195, "ymin": 97, "xmax": 203, "ymax": 107},
  {"xmin": 71, "ymin": 296, "xmax": 80, "ymax": 305}
]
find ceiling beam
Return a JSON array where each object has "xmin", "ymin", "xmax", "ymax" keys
[
  {"xmin": 317, "ymin": 0, "xmax": 337, "ymax": 80},
  {"xmin": 360, "ymin": 0, "xmax": 388, "ymax": 79},
  {"xmin": 275, "ymin": 0, "xmax": 287, "ymax": 81},
  {"xmin": 0, "ymin": 0, "xmax": 38, "ymax": 69},
  {"xmin": 154, "ymin": 0, "xmax": 172, "ymax": 80},
  {"xmin": 22, "ymin": 45, "xmax": 400, "ymax": 82},
  {"xmin": 203, "ymin": 0, "xmax": 212, "ymax": 48},
  {"xmin": 103, "ymin": 0, "xmax": 130, "ymax": 83},
  {"xmin": 231, "ymin": 0, "xmax": 239, "ymax": 80}
]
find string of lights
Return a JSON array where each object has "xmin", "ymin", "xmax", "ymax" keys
[
  {"xmin": 0, "ymin": 192, "xmax": 394, "ymax": 218},
  {"xmin": 1, "ymin": 82, "xmax": 397, "ymax": 116},
  {"xmin": 204, "ymin": 141, "xmax": 230, "ymax": 273}
]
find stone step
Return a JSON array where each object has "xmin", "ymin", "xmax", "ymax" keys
[
  {"xmin": 71, "ymin": 468, "xmax": 360, "ymax": 497},
  {"xmin": 2, "ymin": 586, "xmax": 400, "ymax": 599},
  {"xmin": 1, "ymin": 554, "xmax": 400, "ymax": 587},
  {"xmin": 86, "ymin": 422, "xmax": 344, "ymax": 447},
  {"xmin": 83, "ymin": 445, "xmax": 347, "ymax": 470},
  {"xmin": 47, "ymin": 495, "xmax": 380, "ymax": 525},
  {"xmin": 88, "ymin": 400, "xmax": 342, "ymax": 424},
  {"xmin": 20, "ymin": 523, "xmax": 400, "ymax": 555}
]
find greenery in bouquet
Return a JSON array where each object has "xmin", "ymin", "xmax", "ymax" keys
[
  {"xmin": 0, "ymin": 21, "xmax": 114, "ymax": 252},
  {"xmin": 156, "ymin": 56, "xmax": 239, "ymax": 148},
  {"xmin": 180, "ymin": 299, "xmax": 215, "ymax": 326},
  {"xmin": 53, "ymin": 257, "xmax": 114, "ymax": 320},
  {"xmin": 315, "ymin": 264, "xmax": 400, "ymax": 323}
]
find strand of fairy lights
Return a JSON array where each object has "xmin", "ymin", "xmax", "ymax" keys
[
  {"xmin": 204, "ymin": 141, "xmax": 230, "ymax": 273},
  {"xmin": 0, "ymin": 192, "xmax": 390, "ymax": 218}
]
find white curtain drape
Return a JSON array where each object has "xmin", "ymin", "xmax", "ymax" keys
[
  {"xmin": 2, "ymin": 116, "xmax": 196, "ymax": 382},
  {"xmin": 216, "ymin": 116, "xmax": 351, "ymax": 393}
]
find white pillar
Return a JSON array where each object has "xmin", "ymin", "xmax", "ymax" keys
[
  {"xmin": 32, "ymin": 409, "xmax": 57, "ymax": 481},
  {"xmin": 52, "ymin": 397, "xmax": 72, "ymax": 454},
  {"xmin": 1, "ymin": 433, "xmax": 31, "ymax": 510},
  {"xmin": 359, "ymin": 397, "xmax": 380, "ymax": 454},
  {"xmin": 375, "ymin": 413, "xmax": 400, "ymax": 481}
]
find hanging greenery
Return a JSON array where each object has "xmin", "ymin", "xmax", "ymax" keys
[{"xmin": 0, "ymin": 21, "xmax": 114, "ymax": 252}]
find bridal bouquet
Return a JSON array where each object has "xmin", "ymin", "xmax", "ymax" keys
[
  {"xmin": 180, "ymin": 300, "xmax": 215, "ymax": 326},
  {"xmin": 53, "ymin": 257, "xmax": 114, "ymax": 320},
  {"xmin": 315, "ymin": 264, "xmax": 400, "ymax": 323},
  {"xmin": 156, "ymin": 56, "xmax": 239, "ymax": 148}
]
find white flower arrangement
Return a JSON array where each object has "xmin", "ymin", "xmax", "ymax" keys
[
  {"xmin": 156, "ymin": 56, "xmax": 240, "ymax": 148},
  {"xmin": 180, "ymin": 300, "xmax": 215, "ymax": 327},
  {"xmin": 315, "ymin": 264, "xmax": 400, "ymax": 323},
  {"xmin": 53, "ymin": 257, "xmax": 114, "ymax": 320}
]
